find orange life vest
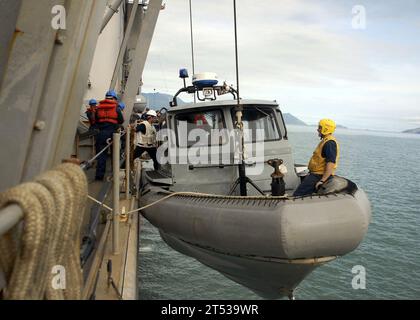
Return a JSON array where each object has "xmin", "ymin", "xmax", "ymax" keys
[{"xmin": 96, "ymin": 99, "xmax": 118, "ymax": 124}]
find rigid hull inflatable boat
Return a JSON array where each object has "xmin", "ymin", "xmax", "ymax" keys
[
  {"xmin": 140, "ymin": 186, "xmax": 370, "ymax": 298},
  {"xmin": 138, "ymin": 77, "xmax": 371, "ymax": 298}
]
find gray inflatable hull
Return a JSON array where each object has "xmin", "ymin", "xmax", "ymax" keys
[
  {"xmin": 140, "ymin": 187, "xmax": 371, "ymax": 298},
  {"xmin": 159, "ymin": 231, "xmax": 333, "ymax": 298}
]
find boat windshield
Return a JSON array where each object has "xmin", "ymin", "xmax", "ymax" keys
[
  {"xmin": 231, "ymin": 106, "xmax": 281, "ymax": 142},
  {"xmin": 175, "ymin": 109, "xmax": 228, "ymax": 147}
]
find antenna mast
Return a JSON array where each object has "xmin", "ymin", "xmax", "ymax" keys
[{"xmin": 189, "ymin": 0, "xmax": 196, "ymax": 103}]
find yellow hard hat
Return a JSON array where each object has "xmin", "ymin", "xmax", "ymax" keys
[{"xmin": 318, "ymin": 118, "xmax": 336, "ymax": 135}]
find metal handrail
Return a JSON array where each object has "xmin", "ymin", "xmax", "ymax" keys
[
  {"xmin": 112, "ymin": 132, "xmax": 120, "ymax": 255},
  {"xmin": 80, "ymin": 130, "xmax": 126, "ymax": 171},
  {"xmin": 0, "ymin": 204, "xmax": 23, "ymax": 237},
  {"xmin": 125, "ymin": 126, "xmax": 131, "ymax": 200},
  {"xmin": 0, "ymin": 128, "xmax": 129, "ymax": 238},
  {"xmin": 80, "ymin": 138, "xmax": 113, "ymax": 170}
]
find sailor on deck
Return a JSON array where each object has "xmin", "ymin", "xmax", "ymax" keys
[
  {"xmin": 85, "ymin": 99, "xmax": 98, "ymax": 129},
  {"xmin": 94, "ymin": 90, "xmax": 124, "ymax": 181},
  {"xmin": 133, "ymin": 109, "xmax": 159, "ymax": 170},
  {"xmin": 293, "ymin": 119, "xmax": 340, "ymax": 196}
]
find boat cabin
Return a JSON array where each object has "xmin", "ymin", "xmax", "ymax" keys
[
  {"xmin": 141, "ymin": 72, "xmax": 301, "ymax": 195},
  {"xmin": 145, "ymin": 102, "xmax": 301, "ymax": 196}
]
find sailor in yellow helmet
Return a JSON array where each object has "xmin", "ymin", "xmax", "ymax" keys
[{"xmin": 293, "ymin": 118, "xmax": 340, "ymax": 196}]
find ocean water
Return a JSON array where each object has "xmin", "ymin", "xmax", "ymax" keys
[{"xmin": 138, "ymin": 126, "xmax": 420, "ymax": 300}]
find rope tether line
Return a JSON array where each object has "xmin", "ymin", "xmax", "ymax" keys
[
  {"xmin": 99, "ymin": 189, "xmax": 347, "ymax": 218},
  {"xmin": 127, "ymin": 191, "xmax": 289, "ymax": 216},
  {"xmin": 90, "ymin": 191, "xmax": 289, "ymax": 216}
]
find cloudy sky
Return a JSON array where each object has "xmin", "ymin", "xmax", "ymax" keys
[{"xmin": 142, "ymin": 0, "xmax": 420, "ymax": 131}]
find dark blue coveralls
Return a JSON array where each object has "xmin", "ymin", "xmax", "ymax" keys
[{"xmin": 94, "ymin": 107, "xmax": 124, "ymax": 180}]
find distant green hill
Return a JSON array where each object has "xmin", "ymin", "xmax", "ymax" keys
[
  {"xmin": 282, "ymin": 113, "xmax": 308, "ymax": 126},
  {"xmin": 402, "ymin": 127, "xmax": 420, "ymax": 134}
]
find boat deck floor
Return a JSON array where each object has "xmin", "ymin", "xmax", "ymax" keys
[{"xmin": 80, "ymin": 156, "xmax": 139, "ymax": 300}]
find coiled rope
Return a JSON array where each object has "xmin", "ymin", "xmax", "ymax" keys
[{"xmin": 0, "ymin": 163, "xmax": 87, "ymax": 300}]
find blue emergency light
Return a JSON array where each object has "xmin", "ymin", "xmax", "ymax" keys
[{"xmin": 179, "ymin": 68, "xmax": 189, "ymax": 79}]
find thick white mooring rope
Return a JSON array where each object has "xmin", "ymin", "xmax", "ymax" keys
[{"xmin": 0, "ymin": 163, "xmax": 87, "ymax": 300}]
